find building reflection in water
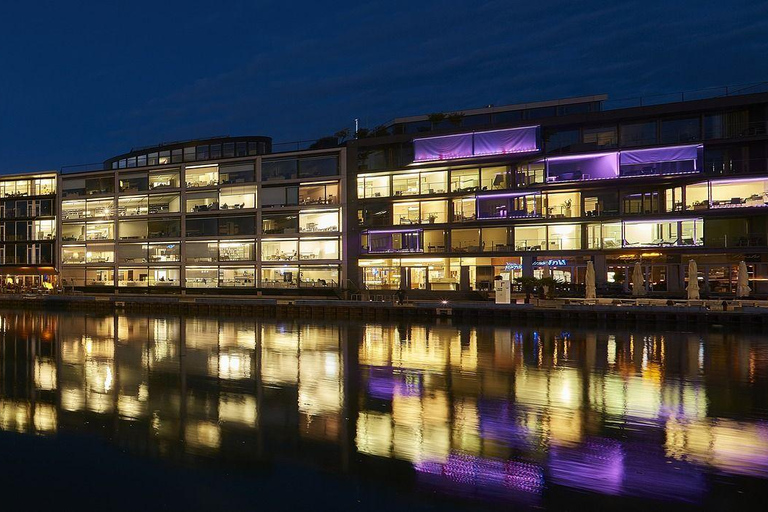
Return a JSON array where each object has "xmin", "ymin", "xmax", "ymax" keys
[{"xmin": 0, "ymin": 310, "xmax": 767, "ymax": 506}]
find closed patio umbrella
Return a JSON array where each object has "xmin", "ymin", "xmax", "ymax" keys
[
  {"xmin": 631, "ymin": 262, "xmax": 645, "ymax": 297},
  {"xmin": 737, "ymin": 261, "xmax": 751, "ymax": 298},
  {"xmin": 585, "ymin": 261, "xmax": 596, "ymax": 299},
  {"xmin": 687, "ymin": 259, "xmax": 700, "ymax": 300}
]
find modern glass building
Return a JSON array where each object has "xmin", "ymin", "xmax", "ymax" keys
[
  {"xmin": 58, "ymin": 137, "xmax": 346, "ymax": 293},
  {"xmin": 0, "ymin": 172, "xmax": 57, "ymax": 289},
  {"xmin": 350, "ymin": 92, "xmax": 768, "ymax": 296}
]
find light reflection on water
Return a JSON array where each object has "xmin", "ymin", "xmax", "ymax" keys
[{"xmin": 1, "ymin": 311, "xmax": 767, "ymax": 508}]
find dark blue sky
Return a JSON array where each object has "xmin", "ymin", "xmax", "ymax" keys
[{"xmin": 0, "ymin": 0, "xmax": 766, "ymax": 173}]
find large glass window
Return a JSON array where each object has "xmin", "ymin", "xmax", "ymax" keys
[
  {"xmin": 623, "ymin": 221, "xmax": 679, "ymax": 246},
  {"xmin": 62, "ymin": 245, "xmax": 85, "ymax": 264},
  {"xmin": 85, "ymin": 268, "xmax": 114, "ymax": 286},
  {"xmin": 299, "ymin": 266, "xmax": 339, "ymax": 288},
  {"xmin": 261, "ymin": 186, "xmax": 298, "ymax": 208},
  {"xmin": 62, "ymin": 200, "xmax": 86, "ymax": 220},
  {"xmin": 220, "ymin": 185, "xmax": 256, "ymax": 210},
  {"xmin": 33, "ymin": 178, "xmax": 56, "ymax": 195},
  {"xmin": 186, "ymin": 242, "xmax": 218, "ymax": 262},
  {"xmin": 660, "ymin": 117, "xmax": 700, "ymax": 144},
  {"xmin": 421, "ymin": 171, "xmax": 447, "ymax": 194},
  {"xmin": 33, "ymin": 219, "xmax": 55, "ymax": 240},
  {"xmin": 451, "ymin": 228, "xmax": 481, "ymax": 252},
  {"xmin": 262, "ymin": 213, "xmax": 298, "ymax": 234},
  {"xmin": 482, "ymin": 227, "xmax": 508, "ymax": 252},
  {"xmin": 119, "ymin": 173, "xmax": 149, "ymax": 193},
  {"xmin": 219, "ymin": 267, "xmax": 255, "ymax": 287},
  {"xmin": 685, "ymin": 182, "xmax": 709, "ymax": 211},
  {"xmin": 118, "ymin": 196, "xmax": 148, "ymax": 217},
  {"xmin": 186, "ymin": 191, "xmax": 218, "ymax": 213},
  {"xmin": 452, "ymin": 197, "xmax": 476, "ymax": 222},
  {"xmin": 220, "ymin": 163, "xmax": 254, "ymax": 185},
  {"xmin": 186, "ymin": 267, "xmax": 218, "ymax": 288},
  {"xmin": 262, "ymin": 239, "xmax": 298, "ymax": 261},
  {"xmin": 680, "ymin": 219, "xmax": 704, "ymax": 246},
  {"xmin": 148, "ymin": 219, "xmax": 180, "ymax": 238},
  {"xmin": 621, "ymin": 191, "xmax": 662, "ymax": 215},
  {"xmin": 357, "ymin": 175, "xmax": 390, "ymax": 198},
  {"xmin": 547, "ymin": 224, "xmax": 581, "ymax": 250},
  {"xmin": 584, "ymin": 191, "xmax": 619, "ymax": 217},
  {"xmin": 424, "ymin": 230, "xmax": 446, "ymax": 253},
  {"xmin": 185, "ymin": 218, "xmax": 217, "ymax": 237},
  {"xmin": 86, "ymin": 244, "xmax": 114, "ymax": 263},
  {"xmin": 299, "ymin": 155, "xmax": 338, "ymax": 178},
  {"xmin": 299, "ymin": 238, "xmax": 339, "ymax": 260},
  {"xmin": 219, "ymin": 241, "xmax": 255, "ymax": 261},
  {"xmin": 364, "ymin": 230, "xmax": 422, "ymax": 254},
  {"xmin": 61, "ymin": 223, "xmax": 85, "ymax": 242},
  {"xmin": 299, "ymin": 210, "xmax": 339, "ymax": 233},
  {"xmin": 149, "ymin": 268, "xmax": 180, "ymax": 287},
  {"xmin": 620, "ymin": 121, "xmax": 657, "ymax": 147},
  {"xmin": 149, "ymin": 170, "xmax": 180, "ymax": 190},
  {"xmin": 516, "ymin": 162, "xmax": 545, "ymax": 187},
  {"xmin": 392, "ymin": 200, "xmax": 447, "ymax": 225},
  {"xmin": 185, "ymin": 165, "xmax": 218, "ymax": 188},
  {"xmin": 86, "ymin": 222, "xmax": 114, "ymax": 241},
  {"xmin": 358, "ymin": 203, "xmax": 390, "ymax": 226},
  {"xmin": 299, "ymin": 182, "xmax": 339, "ymax": 205},
  {"xmin": 480, "ymin": 167, "xmax": 508, "ymax": 190},
  {"xmin": 262, "ymin": 159, "xmax": 298, "ymax": 181},
  {"xmin": 118, "ymin": 267, "xmax": 148, "ymax": 287},
  {"xmin": 118, "ymin": 243, "xmax": 148, "ymax": 263},
  {"xmin": 450, "ymin": 169, "xmax": 480, "ymax": 192},
  {"xmin": 148, "ymin": 243, "xmax": 180, "ymax": 262},
  {"xmin": 514, "ymin": 226, "xmax": 547, "ymax": 251},
  {"xmin": 547, "ymin": 153, "xmax": 618, "ymax": 182},
  {"xmin": 85, "ymin": 177, "xmax": 114, "ymax": 196},
  {"xmin": 86, "ymin": 199, "xmax": 114, "ymax": 219},
  {"xmin": 710, "ymin": 178, "xmax": 768, "ymax": 209},
  {"xmin": 546, "ymin": 192, "xmax": 580, "ymax": 218},
  {"xmin": 119, "ymin": 220, "xmax": 147, "ymax": 240},
  {"xmin": 62, "ymin": 178, "xmax": 86, "ymax": 198},
  {"xmin": 477, "ymin": 194, "xmax": 542, "ymax": 219},
  {"xmin": 149, "ymin": 194, "xmax": 181, "ymax": 214},
  {"xmin": 218, "ymin": 216, "xmax": 255, "ymax": 236},
  {"xmin": 392, "ymin": 173, "xmax": 420, "ymax": 197},
  {"xmin": 261, "ymin": 267, "xmax": 298, "ymax": 288},
  {"xmin": 583, "ymin": 126, "xmax": 618, "ymax": 149}
]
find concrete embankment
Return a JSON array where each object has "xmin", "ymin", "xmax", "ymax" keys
[{"xmin": 1, "ymin": 294, "xmax": 767, "ymax": 328}]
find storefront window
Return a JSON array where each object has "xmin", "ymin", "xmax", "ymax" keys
[
  {"xmin": 261, "ymin": 267, "xmax": 298, "ymax": 287},
  {"xmin": 186, "ymin": 267, "xmax": 218, "ymax": 288}
]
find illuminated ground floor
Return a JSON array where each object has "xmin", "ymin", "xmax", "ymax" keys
[
  {"xmin": 0, "ymin": 267, "xmax": 57, "ymax": 291},
  {"xmin": 358, "ymin": 251, "xmax": 768, "ymax": 296}
]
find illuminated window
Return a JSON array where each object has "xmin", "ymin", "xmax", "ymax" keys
[{"xmin": 299, "ymin": 238, "xmax": 339, "ymax": 260}]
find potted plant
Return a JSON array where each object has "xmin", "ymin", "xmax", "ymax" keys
[
  {"xmin": 427, "ymin": 112, "xmax": 447, "ymax": 129},
  {"xmin": 514, "ymin": 276, "xmax": 538, "ymax": 304}
]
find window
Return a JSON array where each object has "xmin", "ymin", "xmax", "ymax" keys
[
  {"xmin": 299, "ymin": 182, "xmax": 339, "ymax": 205},
  {"xmin": 220, "ymin": 163, "xmax": 254, "ymax": 185},
  {"xmin": 86, "ymin": 244, "xmax": 114, "ymax": 263},
  {"xmin": 480, "ymin": 167, "xmax": 508, "ymax": 190},
  {"xmin": 392, "ymin": 200, "xmax": 447, "ymax": 225},
  {"xmin": 85, "ymin": 176, "xmax": 114, "ymax": 196},
  {"xmin": 186, "ymin": 242, "xmax": 218, "ymax": 262},
  {"xmin": 420, "ymin": 171, "xmax": 448, "ymax": 194},
  {"xmin": 118, "ymin": 243, "xmax": 148, "ymax": 263},
  {"xmin": 704, "ymin": 111, "xmax": 751, "ymax": 140},
  {"xmin": 118, "ymin": 267, "xmax": 148, "ymax": 287},
  {"xmin": 220, "ymin": 185, "xmax": 256, "ymax": 210},
  {"xmin": 118, "ymin": 196, "xmax": 148, "ymax": 216},
  {"xmin": 86, "ymin": 268, "xmax": 114, "ymax": 286},
  {"xmin": 514, "ymin": 226, "xmax": 547, "ymax": 251},
  {"xmin": 262, "ymin": 239, "xmax": 298, "ymax": 261},
  {"xmin": 186, "ymin": 267, "xmax": 218, "ymax": 288},
  {"xmin": 547, "ymin": 153, "xmax": 618, "ymax": 182},
  {"xmin": 584, "ymin": 191, "xmax": 619, "ymax": 217},
  {"xmin": 392, "ymin": 173, "xmax": 420, "ymax": 196},
  {"xmin": 299, "ymin": 155, "xmax": 338, "ymax": 178},
  {"xmin": 148, "ymin": 243, "xmax": 180, "ymax": 262},
  {"xmin": 364, "ymin": 230, "xmax": 422, "ymax": 254},
  {"xmin": 620, "ymin": 121, "xmax": 657, "ymax": 147},
  {"xmin": 299, "ymin": 238, "xmax": 339, "ymax": 260},
  {"xmin": 660, "ymin": 117, "xmax": 700, "ymax": 144},
  {"xmin": 299, "ymin": 210, "xmax": 339, "ymax": 233},
  {"xmin": 186, "ymin": 191, "xmax": 219, "ymax": 213},
  {"xmin": 546, "ymin": 192, "xmax": 580, "ymax": 218},
  {"xmin": 119, "ymin": 220, "xmax": 147, "ymax": 240},
  {"xmin": 62, "ymin": 200, "xmax": 86, "ymax": 220},
  {"xmin": 62, "ymin": 178, "xmax": 86, "ymax": 198},
  {"xmin": 451, "ymin": 228, "xmax": 481, "ymax": 252},
  {"xmin": 186, "ymin": 218, "xmax": 217, "ymax": 237},
  {"xmin": 61, "ymin": 223, "xmax": 85, "ymax": 242},
  {"xmin": 547, "ymin": 224, "xmax": 581, "ymax": 250},
  {"xmin": 62, "ymin": 245, "xmax": 86, "ymax": 264},
  {"xmin": 148, "ymin": 219, "xmax": 180, "ymax": 238},
  {"xmin": 33, "ymin": 219, "xmax": 55, "ymax": 240},
  {"xmin": 218, "ymin": 216, "xmax": 255, "ymax": 236},
  {"xmin": 300, "ymin": 266, "xmax": 339, "ymax": 288},
  {"xmin": 621, "ymin": 191, "xmax": 661, "ymax": 215},
  {"xmin": 219, "ymin": 241, "xmax": 255, "ymax": 261},
  {"xmin": 709, "ymin": 178, "xmax": 768, "ymax": 209},
  {"xmin": 185, "ymin": 165, "xmax": 218, "ymax": 188},
  {"xmin": 452, "ymin": 197, "xmax": 476, "ymax": 222},
  {"xmin": 119, "ymin": 173, "xmax": 149, "ymax": 192},
  {"xmin": 149, "ymin": 170, "xmax": 180, "ymax": 190},
  {"xmin": 516, "ymin": 162, "xmax": 545, "ymax": 187},
  {"xmin": 87, "ymin": 222, "xmax": 114, "ymax": 241},
  {"xmin": 261, "ymin": 267, "xmax": 298, "ymax": 288},
  {"xmin": 545, "ymin": 127, "xmax": 580, "ymax": 154},
  {"xmin": 263, "ymin": 214, "xmax": 298, "ymax": 234},
  {"xmin": 450, "ymin": 169, "xmax": 479, "ymax": 192},
  {"xmin": 261, "ymin": 186, "xmax": 298, "ymax": 208},
  {"xmin": 623, "ymin": 221, "xmax": 679, "ymax": 246},
  {"xmin": 34, "ymin": 178, "xmax": 55, "ymax": 195},
  {"xmin": 149, "ymin": 194, "xmax": 181, "ymax": 214},
  {"xmin": 358, "ymin": 203, "xmax": 391, "ymax": 227},
  {"xmin": 262, "ymin": 158, "xmax": 298, "ymax": 181},
  {"xmin": 685, "ymin": 182, "xmax": 709, "ymax": 211},
  {"xmin": 482, "ymin": 227, "xmax": 508, "ymax": 252},
  {"xmin": 357, "ymin": 175, "xmax": 390, "ymax": 198},
  {"xmin": 583, "ymin": 126, "xmax": 617, "ymax": 149},
  {"xmin": 477, "ymin": 194, "xmax": 542, "ymax": 219},
  {"xmin": 586, "ymin": 222, "xmax": 620, "ymax": 249},
  {"xmin": 149, "ymin": 268, "xmax": 180, "ymax": 286},
  {"xmin": 86, "ymin": 199, "xmax": 114, "ymax": 219},
  {"xmin": 219, "ymin": 267, "xmax": 255, "ymax": 287}
]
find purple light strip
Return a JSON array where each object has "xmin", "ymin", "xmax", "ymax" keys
[
  {"xmin": 545, "ymin": 151, "xmax": 618, "ymax": 163},
  {"xmin": 366, "ymin": 228, "xmax": 424, "ymax": 234}
]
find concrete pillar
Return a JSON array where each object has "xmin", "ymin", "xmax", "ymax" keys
[
  {"xmin": 593, "ymin": 254, "xmax": 607, "ymax": 286},
  {"xmin": 460, "ymin": 266, "xmax": 470, "ymax": 291},
  {"xmin": 522, "ymin": 256, "xmax": 534, "ymax": 278}
]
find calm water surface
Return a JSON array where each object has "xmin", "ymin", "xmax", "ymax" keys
[{"xmin": 1, "ymin": 310, "xmax": 767, "ymax": 511}]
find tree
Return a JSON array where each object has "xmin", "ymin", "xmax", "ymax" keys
[
  {"xmin": 514, "ymin": 276, "xmax": 538, "ymax": 303},
  {"xmin": 446, "ymin": 112, "xmax": 465, "ymax": 126},
  {"xmin": 427, "ymin": 112, "xmax": 447, "ymax": 129},
  {"xmin": 334, "ymin": 128, "xmax": 350, "ymax": 143},
  {"xmin": 538, "ymin": 276, "xmax": 560, "ymax": 299}
]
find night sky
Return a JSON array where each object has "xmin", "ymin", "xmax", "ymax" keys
[{"xmin": 0, "ymin": 0, "xmax": 766, "ymax": 173}]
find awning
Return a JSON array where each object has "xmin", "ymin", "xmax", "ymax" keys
[{"xmin": 0, "ymin": 267, "xmax": 57, "ymax": 276}]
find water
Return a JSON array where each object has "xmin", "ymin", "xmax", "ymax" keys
[{"xmin": 1, "ymin": 310, "xmax": 767, "ymax": 511}]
